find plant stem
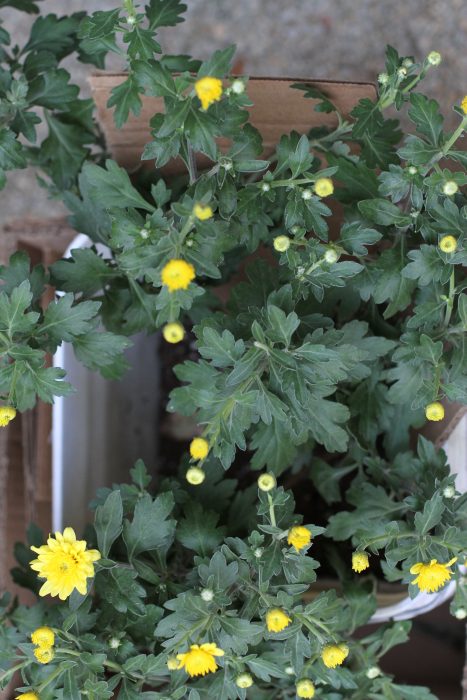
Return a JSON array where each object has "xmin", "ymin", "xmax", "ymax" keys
[
  {"xmin": 444, "ymin": 269, "xmax": 456, "ymax": 327},
  {"xmin": 267, "ymin": 493, "xmax": 277, "ymax": 527}
]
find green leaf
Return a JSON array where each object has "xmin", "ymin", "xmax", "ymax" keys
[
  {"xmin": 94, "ymin": 490, "xmax": 123, "ymax": 557},
  {"xmin": 133, "ymin": 59, "xmax": 177, "ymax": 97},
  {"xmin": 198, "ymin": 551, "xmax": 238, "ymax": 591},
  {"xmin": 351, "ymin": 98, "xmax": 381, "ymax": 140},
  {"xmin": 81, "ymin": 161, "xmax": 154, "ymax": 212},
  {"xmin": 0, "ymin": 128, "xmax": 26, "ymax": 173},
  {"xmin": 358, "ymin": 198, "xmax": 411, "ymax": 227},
  {"xmin": 402, "ymin": 245, "xmax": 450, "ymax": 286},
  {"xmin": 304, "ymin": 397, "xmax": 349, "ymax": 453},
  {"xmin": 95, "ymin": 567, "xmax": 146, "ymax": 616},
  {"xmin": 146, "ymin": 0, "xmax": 187, "ymax": 30},
  {"xmin": 24, "ymin": 14, "xmax": 81, "ymax": 58},
  {"xmin": 176, "ymin": 502, "xmax": 226, "ymax": 557},
  {"xmin": 123, "ymin": 492, "xmax": 175, "ymax": 561},
  {"xmin": 36, "ymin": 113, "xmax": 92, "ymax": 190},
  {"xmin": 291, "ymin": 83, "xmax": 336, "ymax": 113},
  {"xmin": 31, "ymin": 366, "xmax": 74, "ymax": 406},
  {"xmin": 408, "ymin": 93, "xmax": 444, "ymax": 146},
  {"xmin": 198, "ymin": 328, "xmax": 244, "ymax": 368},
  {"xmin": 0, "ymin": 280, "xmax": 38, "ymax": 336},
  {"xmin": 339, "ymin": 222, "xmax": 382, "ymax": 256},
  {"xmin": 414, "ymin": 491, "xmax": 445, "ymax": 535},
  {"xmin": 72, "ymin": 329, "xmax": 131, "ymax": 380},
  {"xmin": 107, "ymin": 75, "xmax": 142, "ymax": 129},
  {"xmin": 39, "ymin": 295, "xmax": 100, "ymax": 345},
  {"xmin": 51, "ymin": 248, "xmax": 115, "ymax": 295},
  {"xmin": 398, "ymin": 136, "xmax": 440, "ymax": 166},
  {"xmin": 27, "ymin": 68, "xmax": 79, "ymax": 108},
  {"xmin": 197, "ymin": 45, "xmax": 235, "ymax": 78}
]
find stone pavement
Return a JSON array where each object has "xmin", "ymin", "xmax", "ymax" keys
[{"xmin": 1, "ymin": 0, "xmax": 466, "ymax": 222}]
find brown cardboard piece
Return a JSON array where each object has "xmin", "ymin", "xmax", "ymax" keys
[{"xmin": 89, "ymin": 73, "xmax": 377, "ymax": 172}]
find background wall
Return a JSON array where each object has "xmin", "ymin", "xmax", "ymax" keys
[{"xmin": 1, "ymin": 0, "xmax": 466, "ymax": 222}]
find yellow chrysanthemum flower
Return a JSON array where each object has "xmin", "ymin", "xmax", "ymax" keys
[
  {"xmin": 321, "ymin": 643, "xmax": 349, "ymax": 669},
  {"xmin": 195, "ymin": 76, "xmax": 223, "ymax": 111},
  {"xmin": 190, "ymin": 437, "xmax": 209, "ymax": 460},
  {"xmin": 236, "ymin": 673, "xmax": 253, "ymax": 688},
  {"xmin": 161, "ymin": 259, "xmax": 195, "ymax": 293},
  {"xmin": 461, "ymin": 95, "xmax": 467, "ymax": 115},
  {"xmin": 287, "ymin": 526, "xmax": 312, "ymax": 551},
  {"xmin": 296, "ymin": 679, "xmax": 316, "ymax": 698},
  {"xmin": 266, "ymin": 608, "xmax": 292, "ymax": 633},
  {"xmin": 257, "ymin": 473, "xmax": 276, "ymax": 492},
  {"xmin": 176, "ymin": 642, "xmax": 224, "ymax": 677},
  {"xmin": 410, "ymin": 557, "xmax": 457, "ymax": 593},
  {"xmin": 16, "ymin": 694, "xmax": 40, "ymax": 700},
  {"xmin": 30, "ymin": 527, "xmax": 101, "ymax": 600},
  {"xmin": 31, "ymin": 627, "xmax": 55, "ymax": 648},
  {"xmin": 439, "ymin": 235, "xmax": 457, "ymax": 253},
  {"xmin": 0, "ymin": 406, "xmax": 16, "ymax": 427},
  {"xmin": 193, "ymin": 203, "xmax": 213, "ymax": 220},
  {"xmin": 162, "ymin": 322, "xmax": 185, "ymax": 344},
  {"xmin": 352, "ymin": 551, "xmax": 370, "ymax": 573},
  {"xmin": 33, "ymin": 646, "xmax": 54, "ymax": 664},
  {"xmin": 186, "ymin": 466, "xmax": 205, "ymax": 485},
  {"xmin": 273, "ymin": 235, "xmax": 291, "ymax": 252},
  {"xmin": 314, "ymin": 178, "xmax": 334, "ymax": 198},
  {"xmin": 425, "ymin": 401, "xmax": 444, "ymax": 422}
]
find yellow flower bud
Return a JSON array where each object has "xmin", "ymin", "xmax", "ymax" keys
[
  {"xmin": 443, "ymin": 181, "xmax": 458, "ymax": 196},
  {"xmin": 162, "ymin": 322, "xmax": 185, "ymax": 344},
  {"xmin": 273, "ymin": 235, "xmax": 291, "ymax": 252},
  {"xmin": 190, "ymin": 437, "xmax": 209, "ymax": 460},
  {"xmin": 33, "ymin": 646, "xmax": 54, "ymax": 664},
  {"xmin": 439, "ymin": 235, "xmax": 457, "ymax": 253},
  {"xmin": 167, "ymin": 656, "xmax": 179, "ymax": 670},
  {"xmin": 236, "ymin": 673, "xmax": 253, "ymax": 688},
  {"xmin": 287, "ymin": 526, "xmax": 312, "ymax": 551},
  {"xmin": 31, "ymin": 626, "xmax": 55, "ymax": 648},
  {"xmin": 427, "ymin": 51, "xmax": 442, "ymax": 66},
  {"xmin": 314, "ymin": 177, "xmax": 334, "ymax": 198},
  {"xmin": 195, "ymin": 76, "xmax": 223, "ymax": 110},
  {"xmin": 186, "ymin": 467, "xmax": 205, "ymax": 485},
  {"xmin": 193, "ymin": 203, "xmax": 213, "ymax": 221},
  {"xmin": 461, "ymin": 96, "xmax": 467, "ymax": 115},
  {"xmin": 425, "ymin": 401, "xmax": 445, "ymax": 422},
  {"xmin": 296, "ymin": 679, "xmax": 315, "ymax": 698},
  {"xmin": 321, "ymin": 643, "xmax": 349, "ymax": 668},
  {"xmin": 257, "ymin": 473, "xmax": 276, "ymax": 492},
  {"xmin": 352, "ymin": 551, "xmax": 370, "ymax": 573},
  {"xmin": 0, "ymin": 406, "xmax": 16, "ymax": 427},
  {"xmin": 265, "ymin": 608, "xmax": 291, "ymax": 633}
]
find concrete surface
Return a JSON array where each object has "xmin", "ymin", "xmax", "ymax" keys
[{"xmin": 1, "ymin": 0, "xmax": 467, "ymax": 223}]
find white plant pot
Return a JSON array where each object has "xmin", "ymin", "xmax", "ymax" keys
[{"xmin": 53, "ymin": 236, "xmax": 466, "ymax": 621}]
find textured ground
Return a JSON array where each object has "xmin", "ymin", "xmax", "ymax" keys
[{"xmin": 1, "ymin": 0, "xmax": 467, "ymax": 223}]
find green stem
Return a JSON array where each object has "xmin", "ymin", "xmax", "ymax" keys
[
  {"xmin": 267, "ymin": 493, "xmax": 277, "ymax": 528},
  {"xmin": 444, "ymin": 269, "xmax": 456, "ymax": 327},
  {"xmin": 0, "ymin": 660, "xmax": 28, "ymax": 684},
  {"xmin": 441, "ymin": 115, "xmax": 467, "ymax": 155}
]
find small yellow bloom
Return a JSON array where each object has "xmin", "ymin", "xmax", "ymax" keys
[
  {"xmin": 186, "ymin": 466, "xmax": 205, "ymax": 485},
  {"xmin": 273, "ymin": 235, "xmax": 291, "ymax": 252},
  {"xmin": 161, "ymin": 259, "xmax": 195, "ymax": 293},
  {"xmin": 427, "ymin": 51, "xmax": 442, "ymax": 66},
  {"xmin": 321, "ymin": 643, "xmax": 349, "ymax": 669},
  {"xmin": 162, "ymin": 322, "xmax": 185, "ymax": 344},
  {"xmin": 314, "ymin": 178, "xmax": 334, "ymax": 198},
  {"xmin": 460, "ymin": 95, "xmax": 467, "ymax": 114},
  {"xmin": 425, "ymin": 401, "xmax": 444, "ymax": 422},
  {"xmin": 296, "ymin": 679, "xmax": 316, "ymax": 698},
  {"xmin": 352, "ymin": 551, "xmax": 370, "ymax": 573},
  {"xmin": 439, "ymin": 235, "xmax": 457, "ymax": 253},
  {"xmin": 193, "ymin": 203, "xmax": 213, "ymax": 220},
  {"xmin": 167, "ymin": 656, "xmax": 179, "ymax": 670},
  {"xmin": 0, "ymin": 406, "xmax": 16, "ymax": 427},
  {"xmin": 195, "ymin": 76, "xmax": 223, "ymax": 111},
  {"xmin": 443, "ymin": 180, "xmax": 458, "ymax": 196},
  {"xmin": 33, "ymin": 646, "xmax": 54, "ymax": 664},
  {"xmin": 16, "ymin": 694, "xmax": 40, "ymax": 700},
  {"xmin": 236, "ymin": 673, "xmax": 254, "ymax": 688},
  {"xmin": 190, "ymin": 437, "xmax": 209, "ymax": 460},
  {"xmin": 176, "ymin": 642, "xmax": 224, "ymax": 677},
  {"xmin": 257, "ymin": 473, "xmax": 276, "ymax": 492},
  {"xmin": 287, "ymin": 526, "xmax": 312, "ymax": 552},
  {"xmin": 31, "ymin": 627, "xmax": 55, "ymax": 648},
  {"xmin": 266, "ymin": 608, "xmax": 292, "ymax": 633},
  {"xmin": 410, "ymin": 558, "xmax": 457, "ymax": 593},
  {"xmin": 30, "ymin": 527, "xmax": 100, "ymax": 601}
]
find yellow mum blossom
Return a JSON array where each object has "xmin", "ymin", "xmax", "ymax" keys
[
  {"xmin": 194, "ymin": 203, "xmax": 213, "ymax": 220},
  {"xmin": 314, "ymin": 178, "xmax": 334, "ymax": 198},
  {"xmin": 236, "ymin": 673, "xmax": 253, "ymax": 688},
  {"xmin": 30, "ymin": 527, "xmax": 101, "ymax": 600},
  {"xmin": 461, "ymin": 96, "xmax": 467, "ymax": 115},
  {"xmin": 439, "ymin": 235, "xmax": 457, "ymax": 253},
  {"xmin": 33, "ymin": 646, "xmax": 54, "ymax": 664},
  {"xmin": 425, "ymin": 401, "xmax": 444, "ymax": 422},
  {"xmin": 0, "ymin": 406, "xmax": 16, "ymax": 427},
  {"xmin": 287, "ymin": 526, "xmax": 312, "ymax": 551},
  {"xmin": 31, "ymin": 627, "xmax": 55, "ymax": 648},
  {"xmin": 352, "ymin": 551, "xmax": 370, "ymax": 573},
  {"xmin": 176, "ymin": 642, "xmax": 224, "ymax": 677},
  {"xmin": 266, "ymin": 608, "xmax": 292, "ymax": 633},
  {"xmin": 16, "ymin": 694, "xmax": 40, "ymax": 700},
  {"xmin": 162, "ymin": 322, "xmax": 185, "ymax": 344},
  {"xmin": 257, "ymin": 473, "xmax": 276, "ymax": 492},
  {"xmin": 161, "ymin": 259, "xmax": 195, "ymax": 293},
  {"xmin": 195, "ymin": 76, "xmax": 223, "ymax": 111},
  {"xmin": 410, "ymin": 557, "xmax": 457, "ymax": 593},
  {"xmin": 296, "ymin": 679, "xmax": 316, "ymax": 698},
  {"xmin": 190, "ymin": 437, "xmax": 209, "ymax": 460},
  {"xmin": 186, "ymin": 466, "xmax": 205, "ymax": 485},
  {"xmin": 321, "ymin": 643, "xmax": 349, "ymax": 668}
]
